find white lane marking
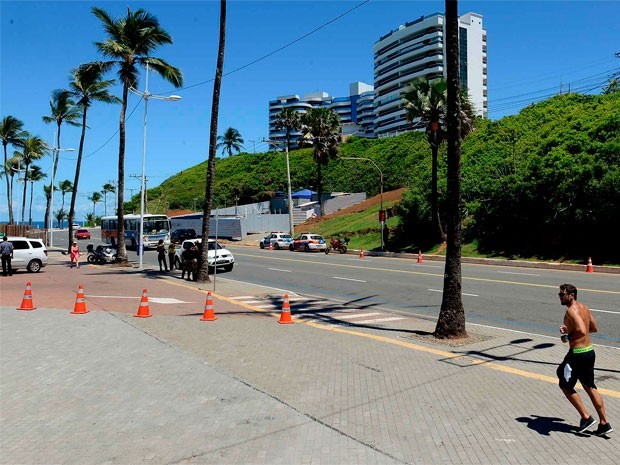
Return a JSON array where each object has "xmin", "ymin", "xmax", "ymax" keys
[
  {"xmin": 497, "ymin": 271, "xmax": 541, "ymax": 277},
  {"xmin": 240, "ymin": 300, "xmax": 263, "ymax": 304},
  {"xmin": 591, "ymin": 308, "xmax": 620, "ymax": 315},
  {"xmin": 347, "ymin": 258, "xmax": 370, "ymax": 261},
  {"xmin": 337, "ymin": 312, "xmax": 383, "ymax": 319},
  {"xmin": 335, "ymin": 316, "xmax": 405, "ymax": 325},
  {"xmin": 230, "ymin": 295, "xmax": 255, "ymax": 300},
  {"xmin": 333, "ymin": 276, "xmax": 367, "ymax": 283},
  {"xmin": 88, "ymin": 295, "xmax": 192, "ymax": 304},
  {"xmin": 268, "ymin": 268, "xmax": 292, "ymax": 273},
  {"xmin": 415, "ymin": 264, "xmax": 442, "ymax": 269},
  {"xmin": 257, "ymin": 304, "xmax": 277, "ymax": 309},
  {"xmin": 428, "ymin": 289, "xmax": 478, "ymax": 297}
]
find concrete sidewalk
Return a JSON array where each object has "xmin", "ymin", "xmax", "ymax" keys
[{"xmin": 1, "ymin": 255, "xmax": 618, "ymax": 464}]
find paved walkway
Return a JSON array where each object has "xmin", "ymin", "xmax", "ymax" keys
[{"xmin": 1, "ymin": 252, "xmax": 618, "ymax": 464}]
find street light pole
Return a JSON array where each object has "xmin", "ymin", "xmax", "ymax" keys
[
  {"xmin": 340, "ymin": 156, "xmax": 384, "ymax": 251},
  {"xmin": 48, "ymin": 146, "xmax": 75, "ymax": 247},
  {"xmin": 130, "ymin": 62, "xmax": 181, "ymax": 271},
  {"xmin": 263, "ymin": 138, "xmax": 294, "ymax": 237}
]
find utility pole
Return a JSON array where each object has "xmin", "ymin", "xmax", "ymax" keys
[
  {"xmin": 129, "ymin": 174, "xmax": 148, "ymax": 213},
  {"xmin": 247, "ymin": 139, "xmax": 256, "ymax": 154}
]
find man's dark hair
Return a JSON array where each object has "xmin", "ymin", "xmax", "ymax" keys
[{"xmin": 560, "ymin": 283, "xmax": 578, "ymax": 299}]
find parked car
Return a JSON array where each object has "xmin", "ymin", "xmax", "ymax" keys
[
  {"xmin": 72, "ymin": 223, "xmax": 80, "ymax": 228},
  {"xmin": 259, "ymin": 232, "xmax": 294, "ymax": 250},
  {"xmin": 289, "ymin": 233, "xmax": 327, "ymax": 252},
  {"xmin": 5, "ymin": 236, "xmax": 48, "ymax": 272},
  {"xmin": 75, "ymin": 228, "xmax": 91, "ymax": 240},
  {"xmin": 174, "ymin": 238, "xmax": 235, "ymax": 272},
  {"xmin": 170, "ymin": 228, "xmax": 197, "ymax": 243}
]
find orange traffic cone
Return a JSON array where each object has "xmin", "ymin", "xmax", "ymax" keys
[
  {"xmin": 17, "ymin": 282, "xmax": 37, "ymax": 311},
  {"xmin": 70, "ymin": 284, "xmax": 89, "ymax": 314},
  {"xmin": 134, "ymin": 288, "xmax": 152, "ymax": 318},
  {"xmin": 200, "ymin": 291, "xmax": 217, "ymax": 321},
  {"xmin": 278, "ymin": 294, "xmax": 293, "ymax": 324},
  {"xmin": 359, "ymin": 247, "xmax": 365, "ymax": 258},
  {"xmin": 586, "ymin": 257, "xmax": 594, "ymax": 273},
  {"xmin": 417, "ymin": 250, "xmax": 423, "ymax": 263},
  {"xmin": 269, "ymin": 242, "xmax": 273, "ymax": 251}
]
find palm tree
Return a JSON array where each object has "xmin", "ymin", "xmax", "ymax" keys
[
  {"xmin": 42, "ymin": 89, "xmax": 81, "ymax": 232},
  {"xmin": 403, "ymin": 78, "xmax": 448, "ymax": 243},
  {"xmin": 26, "ymin": 165, "xmax": 46, "ymax": 226},
  {"xmin": 88, "ymin": 191, "xmax": 102, "ymax": 216},
  {"xmin": 86, "ymin": 212, "xmax": 95, "ymax": 227},
  {"xmin": 0, "ymin": 116, "xmax": 28, "ymax": 224},
  {"xmin": 65, "ymin": 62, "xmax": 120, "ymax": 251},
  {"xmin": 13, "ymin": 136, "xmax": 48, "ymax": 224},
  {"xmin": 197, "ymin": 0, "xmax": 226, "ymax": 283},
  {"xmin": 435, "ymin": 0, "xmax": 467, "ymax": 339},
  {"xmin": 5, "ymin": 157, "xmax": 21, "ymax": 222},
  {"xmin": 92, "ymin": 6, "xmax": 183, "ymax": 264},
  {"xmin": 216, "ymin": 127, "xmax": 244, "ymax": 157},
  {"xmin": 274, "ymin": 107, "xmax": 301, "ymax": 153},
  {"xmin": 299, "ymin": 107, "xmax": 342, "ymax": 216},
  {"xmin": 55, "ymin": 208, "xmax": 67, "ymax": 229},
  {"xmin": 403, "ymin": 78, "xmax": 476, "ymax": 244},
  {"xmin": 58, "ymin": 179, "xmax": 73, "ymax": 213},
  {"xmin": 101, "ymin": 182, "xmax": 116, "ymax": 216}
]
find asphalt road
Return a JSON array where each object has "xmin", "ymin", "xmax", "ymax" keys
[
  {"xmin": 54, "ymin": 229, "xmax": 620, "ymax": 348},
  {"xmin": 225, "ymin": 245, "xmax": 620, "ymax": 348}
]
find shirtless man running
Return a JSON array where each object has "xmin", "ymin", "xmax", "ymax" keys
[{"xmin": 557, "ymin": 283, "xmax": 613, "ymax": 436}]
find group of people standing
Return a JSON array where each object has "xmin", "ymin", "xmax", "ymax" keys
[{"xmin": 156, "ymin": 239, "xmax": 200, "ymax": 281}]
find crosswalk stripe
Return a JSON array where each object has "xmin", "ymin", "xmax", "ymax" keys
[
  {"xmin": 335, "ymin": 317, "xmax": 405, "ymax": 325},
  {"xmin": 230, "ymin": 296, "xmax": 256, "ymax": 300},
  {"xmin": 336, "ymin": 312, "xmax": 383, "ymax": 319},
  {"xmin": 256, "ymin": 304, "xmax": 277, "ymax": 309}
]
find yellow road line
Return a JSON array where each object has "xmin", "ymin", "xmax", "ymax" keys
[{"xmin": 234, "ymin": 252, "xmax": 620, "ymax": 295}]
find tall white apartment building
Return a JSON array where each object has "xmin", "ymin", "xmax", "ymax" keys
[
  {"xmin": 268, "ymin": 82, "xmax": 375, "ymax": 149},
  {"xmin": 373, "ymin": 12, "xmax": 487, "ymax": 137}
]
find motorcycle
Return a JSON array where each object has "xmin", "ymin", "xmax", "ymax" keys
[
  {"xmin": 86, "ymin": 244, "xmax": 118, "ymax": 264},
  {"xmin": 325, "ymin": 236, "xmax": 350, "ymax": 254}
]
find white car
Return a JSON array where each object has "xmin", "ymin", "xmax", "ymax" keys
[
  {"xmin": 5, "ymin": 236, "xmax": 48, "ymax": 272},
  {"xmin": 174, "ymin": 239, "xmax": 235, "ymax": 272}
]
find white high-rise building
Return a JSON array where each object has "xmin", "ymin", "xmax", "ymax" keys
[{"xmin": 373, "ymin": 12, "xmax": 487, "ymax": 137}]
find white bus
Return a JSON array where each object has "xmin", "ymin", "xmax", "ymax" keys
[{"xmin": 101, "ymin": 214, "xmax": 171, "ymax": 249}]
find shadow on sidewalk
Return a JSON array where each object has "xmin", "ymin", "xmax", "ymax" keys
[{"xmin": 516, "ymin": 415, "xmax": 580, "ymax": 436}]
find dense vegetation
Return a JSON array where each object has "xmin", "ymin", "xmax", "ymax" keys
[{"xmin": 144, "ymin": 92, "xmax": 620, "ymax": 263}]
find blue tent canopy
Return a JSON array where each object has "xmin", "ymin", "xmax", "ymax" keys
[{"xmin": 291, "ymin": 189, "xmax": 316, "ymax": 199}]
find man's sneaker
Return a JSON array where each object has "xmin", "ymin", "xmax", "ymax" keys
[
  {"xmin": 593, "ymin": 423, "xmax": 613, "ymax": 436},
  {"xmin": 577, "ymin": 416, "xmax": 597, "ymax": 433}
]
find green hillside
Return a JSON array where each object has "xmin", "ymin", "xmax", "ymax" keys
[{"xmin": 140, "ymin": 92, "xmax": 620, "ymax": 263}]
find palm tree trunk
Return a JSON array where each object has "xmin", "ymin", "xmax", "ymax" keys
[
  {"xmin": 29, "ymin": 180, "xmax": 34, "ymax": 226},
  {"xmin": 115, "ymin": 85, "xmax": 128, "ymax": 263},
  {"xmin": 21, "ymin": 162, "xmax": 29, "ymax": 224},
  {"xmin": 435, "ymin": 0, "xmax": 466, "ymax": 339},
  {"xmin": 198, "ymin": 0, "xmax": 226, "ymax": 283},
  {"xmin": 68, "ymin": 108, "xmax": 88, "ymax": 253},
  {"xmin": 431, "ymin": 143, "xmax": 445, "ymax": 242},
  {"xmin": 3, "ymin": 144, "xmax": 13, "ymax": 224}
]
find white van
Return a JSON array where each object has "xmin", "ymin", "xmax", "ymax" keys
[{"xmin": 5, "ymin": 237, "xmax": 48, "ymax": 272}]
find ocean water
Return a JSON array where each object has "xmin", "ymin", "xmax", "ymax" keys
[{"xmin": 9, "ymin": 221, "xmax": 86, "ymax": 229}]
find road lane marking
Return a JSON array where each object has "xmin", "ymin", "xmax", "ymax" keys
[
  {"xmin": 229, "ymin": 295, "xmax": 256, "ymax": 299},
  {"xmin": 268, "ymin": 267, "xmax": 291, "ymax": 273},
  {"xmin": 462, "ymin": 292, "xmax": 479, "ymax": 297},
  {"xmin": 333, "ymin": 276, "xmax": 367, "ymax": 283},
  {"xmin": 591, "ymin": 308, "xmax": 620, "ymax": 315},
  {"xmin": 87, "ymin": 295, "xmax": 192, "ymax": 304},
  {"xmin": 428, "ymin": 289, "xmax": 442, "ymax": 293},
  {"xmin": 257, "ymin": 304, "xmax": 276, "ymax": 309},
  {"xmin": 337, "ymin": 312, "xmax": 382, "ymax": 319},
  {"xmin": 414, "ymin": 264, "xmax": 443, "ymax": 269},
  {"xmin": 497, "ymin": 271, "xmax": 541, "ymax": 277},
  {"xmin": 232, "ymin": 252, "xmax": 620, "ymax": 295},
  {"xmin": 337, "ymin": 316, "xmax": 405, "ymax": 325}
]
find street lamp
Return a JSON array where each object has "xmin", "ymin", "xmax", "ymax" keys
[
  {"xmin": 130, "ymin": 62, "xmax": 182, "ymax": 271},
  {"xmin": 262, "ymin": 138, "xmax": 294, "ymax": 237},
  {"xmin": 340, "ymin": 156, "xmax": 385, "ymax": 251},
  {"xmin": 48, "ymin": 146, "xmax": 75, "ymax": 246}
]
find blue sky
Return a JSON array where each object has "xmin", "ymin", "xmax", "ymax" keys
[{"xmin": 2, "ymin": 0, "xmax": 619, "ymax": 222}]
